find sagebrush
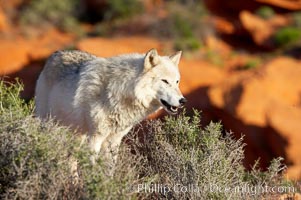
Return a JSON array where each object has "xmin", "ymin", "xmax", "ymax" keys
[
  {"xmin": 0, "ymin": 81, "xmax": 296, "ymax": 199},
  {"xmin": 19, "ymin": 0, "xmax": 81, "ymax": 32}
]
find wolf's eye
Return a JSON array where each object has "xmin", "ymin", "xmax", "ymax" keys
[
  {"xmin": 176, "ymin": 80, "xmax": 179, "ymax": 84},
  {"xmin": 161, "ymin": 79, "xmax": 169, "ymax": 84}
]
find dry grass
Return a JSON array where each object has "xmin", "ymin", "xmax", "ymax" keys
[{"xmin": 0, "ymin": 80, "xmax": 297, "ymax": 199}]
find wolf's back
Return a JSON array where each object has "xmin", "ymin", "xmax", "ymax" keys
[
  {"xmin": 42, "ymin": 50, "xmax": 97, "ymax": 84},
  {"xmin": 35, "ymin": 50, "xmax": 97, "ymax": 118}
]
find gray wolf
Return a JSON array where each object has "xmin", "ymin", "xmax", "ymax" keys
[{"xmin": 35, "ymin": 49, "xmax": 186, "ymax": 162}]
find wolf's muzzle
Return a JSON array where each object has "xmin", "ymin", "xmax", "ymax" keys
[{"xmin": 179, "ymin": 98, "xmax": 187, "ymax": 106}]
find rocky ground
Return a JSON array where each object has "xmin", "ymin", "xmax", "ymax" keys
[{"xmin": 0, "ymin": 0, "xmax": 301, "ymax": 182}]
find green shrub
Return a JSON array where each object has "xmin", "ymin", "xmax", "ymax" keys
[
  {"xmin": 174, "ymin": 37, "xmax": 202, "ymax": 52},
  {"xmin": 273, "ymin": 27, "xmax": 301, "ymax": 47},
  {"xmin": 0, "ymin": 80, "xmax": 33, "ymax": 117},
  {"xmin": 242, "ymin": 59, "xmax": 261, "ymax": 70},
  {"xmin": 172, "ymin": 14, "xmax": 202, "ymax": 51},
  {"xmin": 0, "ymin": 81, "xmax": 83, "ymax": 198},
  {"xmin": 0, "ymin": 80, "xmax": 142, "ymax": 199},
  {"xmin": 19, "ymin": 0, "xmax": 82, "ymax": 32},
  {"xmin": 169, "ymin": 3, "xmax": 205, "ymax": 52},
  {"xmin": 203, "ymin": 50, "xmax": 224, "ymax": 67},
  {"xmin": 88, "ymin": 0, "xmax": 143, "ymax": 37},
  {"xmin": 292, "ymin": 12, "xmax": 301, "ymax": 28},
  {"xmin": 149, "ymin": 1, "xmax": 207, "ymax": 52},
  {"xmin": 255, "ymin": 6, "xmax": 275, "ymax": 19},
  {"xmin": 0, "ymin": 81, "xmax": 296, "ymax": 199},
  {"xmin": 104, "ymin": 0, "xmax": 143, "ymax": 21}
]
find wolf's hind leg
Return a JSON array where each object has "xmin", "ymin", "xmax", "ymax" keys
[{"xmin": 35, "ymin": 73, "xmax": 50, "ymax": 118}]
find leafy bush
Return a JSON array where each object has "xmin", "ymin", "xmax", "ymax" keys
[
  {"xmin": 255, "ymin": 6, "xmax": 275, "ymax": 19},
  {"xmin": 104, "ymin": 0, "xmax": 143, "ymax": 21},
  {"xmin": 273, "ymin": 27, "xmax": 301, "ymax": 47},
  {"xmin": 172, "ymin": 14, "xmax": 202, "ymax": 51},
  {"xmin": 0, "ymin": 81, "xmax": 296, "ymax": 199},
  {"xmin": 19, "ymin": 0, "xmax": 82, "ymax": 32},
  {"xmin": 203, "ymin": 50, "xmax": 224, "ymax": 67},
  {"xmin": 0, "ymin": 80, "xmax": 140, "ymax": 199},
  {"xmin": 149, "ymin": 1, "xmax": 207, "ymax": 52},
  {"xmin": 0, "ymin": 81, "xmax": 81, "ymax": 199},
  {"xmin": 242, "ymin": 59, "xmax": 261, "ymax": 70},
  {"xmin": 292, "ymin": 12, "xmax": 301, "ymax": 28},
  {"xmin": 167, "ymin": 2, "xmax": 206, "ymax": 52}
]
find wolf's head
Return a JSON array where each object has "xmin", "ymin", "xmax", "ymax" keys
[{"xmin": 138, "ymin": 49, "xmax": 187, "ymax": 115}]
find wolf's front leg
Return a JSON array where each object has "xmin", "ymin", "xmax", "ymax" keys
[
  {"xmin": 88, "ymin": 132, "xmax": 110, "ymax": 164},
  {"xmin": 100, "ymin": 127, "xmax": 132, "ymax": 168},
  {"xmin": 97, "ymin": 134, "xmax": 123, "ymax": 177},
  {"xmin": 100, "ymin": 133, "xmax": 124, "ymax": 165}
]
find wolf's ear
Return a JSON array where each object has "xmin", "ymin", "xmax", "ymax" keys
[
  {"xmin": 169, "ymin": 51, "xmax": 182, "ymax": 66},
  {"xmin": 144, "ymin": 48, "xmax": 159, "ymax": 71}
]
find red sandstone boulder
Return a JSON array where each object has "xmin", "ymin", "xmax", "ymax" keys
[
  {"xmin": 210, "ymin": 57, "xmax": 301, "ymax": 125},
  {"xmin": 207, "ymin": 0, "xmax": 301, "ymax": 12},
  {"xmin": 204, "ymin": 0, "xmax": 260, "ymax": 16},
  {"xmin": 0, "ymin": 8, "xmax": 9, "ymax": 32},
  {"xmin": 240, "ymin": 11, "xmax": 290, "ymax": 48},
  {"xmin": 76, "ymin": 36, "xmax": 162, "ymax": 57},
  {"xmin": 179, "ymin": 59, "xmax": 225, "ymax": 94},
  {"xmin": 204, "ymin": 35, "xmax": 232, "ymax": 56},
  {"xmin": 266, "ymin": 102, "xmax": 301, "ymax": 180},
  {"xmin": 0, "ymin": 39, "xmax": 31, "ymax": 74},
  {"xmin": 208, "ymin": 57, "xmax": 301, "ymax": 179},
  {"xmin": 0, "ymin": 28, "xmax": 75, "ymax": 99},
  {"xmin": 256, "ymin": 0, "xmax": 301, "ymax": 10},
  {"xmin": 28, "ymin": 28, "xmax": 74, "ymax": 61},
  {"xmin": 0, "ymin": 28, "xmax": 74, "ymax": 75},
  {"xmin": 212, "ymin": 17, "xmax": 236, "ymax": 35},
  {"xmin": 240, "ymin": 11, "xmax": 272, "ymax": 46}
]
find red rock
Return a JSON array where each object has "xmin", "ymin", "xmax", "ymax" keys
[
  {"xmin": 239, "ymin": 11, "xmax": 291, "ymax": 47},
  {"xmin": 240, "ymin": 11, "xmax": 273, "ymax": 47},
  {"xmin": 210, "ymin": 57, "xmax": 301, "ymax": 126},
  {"xmin": 180, "ymin": 59, "xmax": 225, "ymax": 93},
  {"xmin": 257, "ymin": 0, "xmax": 301, "ymax": 10},
  {"xmin": 213, "ymin": 17, "xmax": 235, "ymax": 35},
  {"xmin": 0, "ymin": 39, "xmax": 31, "ymax": 75},
  {"xmin": 261, "ymin": 58, "xmax": 301, "ymax": 106},
  {"xmin": 76, "ymin": 36, "xmax": 162, "ymax": 57},
  {"xmin": 266, "ymin": 102, "xmax": 301, "ymax": 180},
  {"xmin": 208, "ymin": 57, "xmax": 301, "ymax": 179},
  {"xmin": 204, "ymin": 35, "xmax": 232, "ymax": 56},
  {"xmin": 204, "ymin": 0, "xmax": 260, "ymax": 16},
  {"xmin": 0, "ymin": 28, "xmax": 75, "ymax": 75},
  {"xmin": 28, "ymin": 28, "xmax": 75, "ymax": 61},
  {"xmin": 0, "ymin": 8, "xmax": 9, "ymax": 32}
]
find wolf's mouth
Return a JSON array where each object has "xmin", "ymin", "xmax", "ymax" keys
[{"xmin": 160, "ymin": 99, "xmax": 179, "ymax": 114}]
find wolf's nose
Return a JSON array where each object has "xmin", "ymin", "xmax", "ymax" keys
[{"xmin": 179, "ymin": 98, "xmax": 187, "ymax": 105}]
